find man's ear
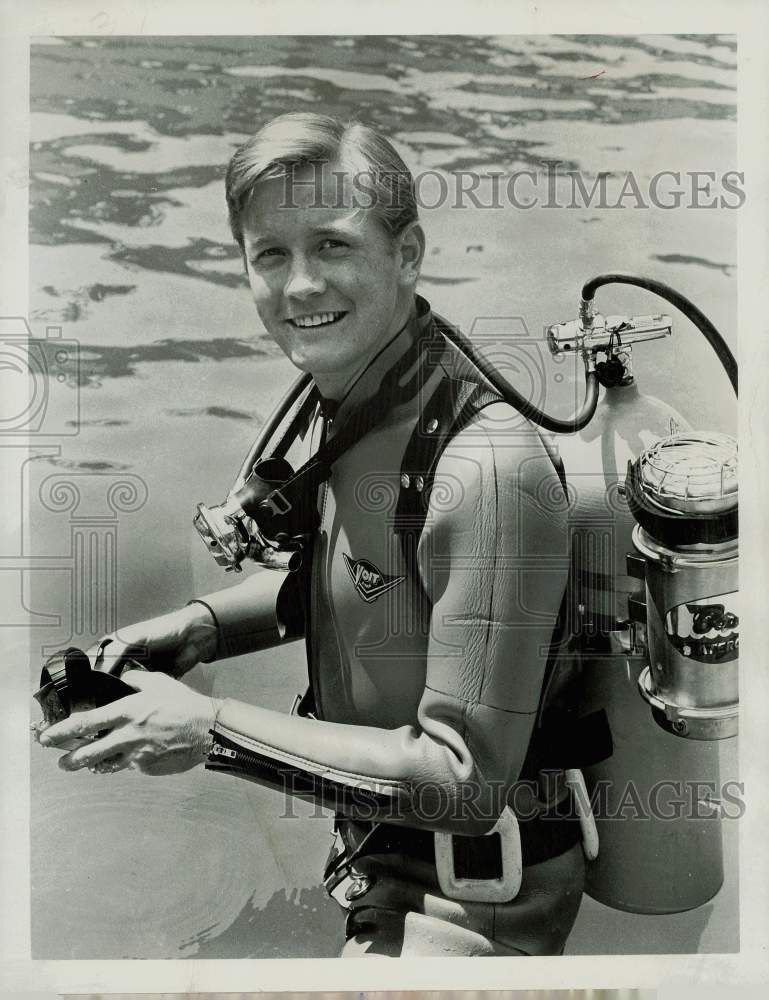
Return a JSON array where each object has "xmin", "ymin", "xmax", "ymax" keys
[{"xmin": 397, "ymin": 222, "xmax": 426, "ymax": 285}]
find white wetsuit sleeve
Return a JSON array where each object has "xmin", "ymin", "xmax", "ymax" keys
[{"xmin": 191, "ymin": 569, "xmax": 305, "ymax": 660}]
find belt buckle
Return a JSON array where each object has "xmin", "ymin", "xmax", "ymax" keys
[{"xmin": 434, "ymin": 805, "xmax": 523, "ymax": 903}]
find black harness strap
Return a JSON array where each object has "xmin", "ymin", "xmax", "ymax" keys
[
  {"xmin": 271, "ymin": 381, "xmax": 320, "ymax": 461},
  {"xmin": 393, "ymin": 315, "xmax": 568, "ymax": 596},
  {"xmin": 393, "ymin": 372, "xmax": 503, "ymax": 597}
]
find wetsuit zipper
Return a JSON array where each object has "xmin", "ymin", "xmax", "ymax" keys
[
  {"xmin": 209, "ymin": 731, "xmax": 296, "ymax": 778},
  {"xmin": 207, "ymin": 728, "xmax": 405, "ymax": 813}
]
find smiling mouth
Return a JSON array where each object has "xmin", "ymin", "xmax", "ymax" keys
[{"xmin": 287, "ymin": 311, "xmax": 347, "ymax": 329}]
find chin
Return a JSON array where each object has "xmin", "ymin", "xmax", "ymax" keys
[{"xmin": 287, "ymin": 347, "xmax": 347, "ymax": 375}]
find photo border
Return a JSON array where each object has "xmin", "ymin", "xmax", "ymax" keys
[{"xmin": 1, "ymin": 0, "xmax": 767, "ymax": 994}]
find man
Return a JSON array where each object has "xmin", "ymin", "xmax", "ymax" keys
[{"xmin": 38, "ymin": 113, "xmax": 584, "ymax": 956}]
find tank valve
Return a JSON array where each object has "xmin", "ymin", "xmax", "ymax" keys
[{"xmin": 547, "ymin": 312, "xmax": 672, "ymax": 357}]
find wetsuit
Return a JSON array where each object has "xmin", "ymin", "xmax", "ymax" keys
[{"xmin": 194, "ymin": 295, "xmax": 585, "ymax": 956}]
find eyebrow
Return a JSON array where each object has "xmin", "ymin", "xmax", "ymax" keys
[{"xmin": 245, "ymin": 223, "xmax": 358, "ymax": 251}]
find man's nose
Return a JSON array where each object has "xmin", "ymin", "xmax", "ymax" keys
[{"xmin": 284, "ymin": 256, "xmax": 326, "ymax": 299}]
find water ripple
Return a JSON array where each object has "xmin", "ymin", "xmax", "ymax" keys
[
  {"xmin": 33, "ymin": 336, "xmax": 269, "ymax": 386},
  {"xmin": 31, "ymin": 34, "xmax": 736, "ymax": 293}
]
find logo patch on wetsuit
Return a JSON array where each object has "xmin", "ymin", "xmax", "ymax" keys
[{"xmin": 342, "ymin": 553, "xmax": 405, "ymax": 604}]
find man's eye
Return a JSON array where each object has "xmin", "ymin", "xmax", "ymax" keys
[
  {"xmin": 250, "ymin": 248, "xmax": 284, "ymax": 266},
  {"xmin": 319, "ymin": 239, "xmax": 347, "ymax": 252}
]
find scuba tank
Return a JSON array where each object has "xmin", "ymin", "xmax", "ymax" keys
[
  {"xmin": 545, "ymin": 276, "xmax": 737, "ymax": 914},
  {"xmin": 190, "ymin": 271, "xmax": 738, "ymax": 916},
  {"xmin": 555, "ymin": 396, "xmax": 731, "ymax": 913}
]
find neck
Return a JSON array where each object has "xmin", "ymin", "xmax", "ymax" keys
[{"xmin": 312, "ymin": 295, "xmax": 416, "ymax": 401}]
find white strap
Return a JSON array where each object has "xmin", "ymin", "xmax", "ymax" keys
[
  {"xmin": 434, "ymin": 805, "xmax": 523, "ymax": 903},
  {"xmin": 565, "ymin": 768, "xmax": 600, "ymax": 861}
]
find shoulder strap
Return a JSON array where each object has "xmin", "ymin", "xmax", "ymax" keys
[
  {"xmin": 393, "ymin": 324, "xmax": 504, "ymax": 597},
  {"xmin": 393, "ymin": 314, "xmax": 568, "ymax": 606}
]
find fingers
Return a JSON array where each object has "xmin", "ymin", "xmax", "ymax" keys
[
  {"xmin": 57, "ymin": 726, "xmax": 136, "ymax": 772},
  {"xmin": 88, "ymin": 755, "xmax": 133, "ymax": 775},
  {"xmin": 38, "ymin": 701, "xmax": 130, "ymax": 748},
  {"xmin": 30, "ymin": 720, "xmax": 50, "ymax": 743}
]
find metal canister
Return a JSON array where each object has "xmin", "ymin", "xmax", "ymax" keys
[{"xmin": 631, "ymin": 433, "xmax": 738, "ymax": 740}]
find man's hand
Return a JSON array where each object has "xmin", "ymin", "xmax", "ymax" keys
[
  {"xmin": 89, "ymin": 604, "xmax": 218, "ymax": 679},
  {"xmin": 38, "ymin": 671, "xmax": 223, "ymax": 776}
]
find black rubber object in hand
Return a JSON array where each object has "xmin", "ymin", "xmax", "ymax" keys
[{"xmin": 34, "ymin": 646, "xmax": 139, "ymax": 750}]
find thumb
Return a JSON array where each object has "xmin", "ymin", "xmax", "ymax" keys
[
  {"xmin": 87, "ymin": 635, "xmax": 148, "ymax": 675},
  {"xmin": 118, "ymin": 667, "xmax": 162, "ymax": 693}
]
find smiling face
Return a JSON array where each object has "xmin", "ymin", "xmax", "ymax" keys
[{"xmin": 241, "ymin": 160, "xmax": 424, "ymax": 398}]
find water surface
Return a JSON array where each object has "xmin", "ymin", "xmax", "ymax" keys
[{"xmin": 29, "ymin": 34, "xmax": 738, "ymax": 959}]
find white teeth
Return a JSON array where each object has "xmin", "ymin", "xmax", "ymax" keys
[{"xmin": 292, "ymin": 312, "xmax": 342, "ymax": 327}]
